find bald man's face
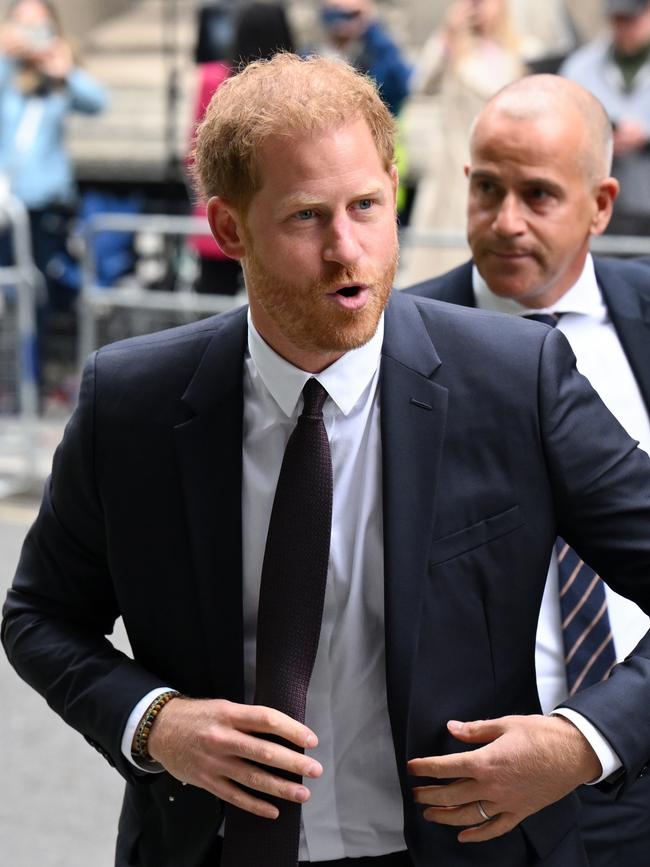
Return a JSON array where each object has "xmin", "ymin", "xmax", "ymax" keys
[{"xmin": 466, "ymin": 110, "xmax": 613, "ymax": 308}]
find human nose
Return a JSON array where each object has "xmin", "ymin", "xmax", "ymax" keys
[
  {"xmin": 322, "ymin": 213, "xmax": 362, "ymax": 267},
  {"xmin": 492, "ymin": 193, "xmax": 526, "ymax": 237}
]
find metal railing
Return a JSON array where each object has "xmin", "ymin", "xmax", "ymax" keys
[
  {"xmin": 398, "ymin": 226, "xmax": 650, "ymax": 257},
  {"xmin": 78, "ymin": 211, "xmax": 246, "ymax": 367},
  {"xmin": 396, "ymin": 226, "xmax": 650, "ymax": 284},
  {"xmin": 0, "ymin": 194, "xmax": 40, "ymax": 496}
]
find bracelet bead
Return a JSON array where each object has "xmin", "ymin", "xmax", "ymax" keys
[{"xmin": 132, "ymin": 690, "xmax": 180, "ymax": 763}]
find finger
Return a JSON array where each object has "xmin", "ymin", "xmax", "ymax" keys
[
  {"xmin": 413, "ymin": 781, "xmax": 480, "ymax": 807},
  {"xmin": 224, "ymin": 758, "xmax": 312, "ymax": 804},
  {"xmin": 407, "ymin": 753, "xmax": 478, "ymax": 780},
  {"xmin": 231, "ymin": 703, "xmax": 319, "ymax": 749},
  {"xmin": 457, "ymin": 812, "xmax": 518, "ymax": 843},
  {"xmin": 230, "ymin": 731, "xmax": 323, "ymax": 779},
  {"xmin": 215, "ymin": 778, "xmax": 280, "ymax": 820},
  {"xmin": 447, "ymin": 718, "xmax": 507, "ymax": 744},
  {"xmin": 422, "ymin": 801, "xmax": 498, "ymax": 828}
]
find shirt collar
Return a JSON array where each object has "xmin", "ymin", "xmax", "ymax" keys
[
  {"xmin": 247, "ymin": 311, "xmax": 384, "ymax": 418},
  {"xmin": 472, "ymin": 253, "xmax": 606, "ymax": 320}
]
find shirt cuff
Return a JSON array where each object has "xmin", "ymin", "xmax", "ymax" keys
[
  {"xmin": 553, "ymin": 708, "xmax": 622, "ymax": 783},
  {"xmin": 121, "ymin": 686, "xmax": 175, "ymax": 773}
]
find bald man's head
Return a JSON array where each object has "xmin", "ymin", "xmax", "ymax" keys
[
  {"xmin": 470, "ymin": 75, "xmax": 613, "ymax": 186},
  {"xmin": 464, "ymin": 75, "xmax": 619, "ymax": 308}
]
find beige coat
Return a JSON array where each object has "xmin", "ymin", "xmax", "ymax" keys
[{"xmin": 399, "ymin": 32, "xmax": 525, "ymax": 286}]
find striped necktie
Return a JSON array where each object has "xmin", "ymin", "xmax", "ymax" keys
[
  {"xmin": 556, "ymin": 538, "xmax": 616, "ymax": 694},
  {"xmin": 524, "ymin": 311, "xmax": 616, "ymax": 694}
]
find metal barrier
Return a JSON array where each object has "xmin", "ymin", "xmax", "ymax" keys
[
  {"xmin": 0, "ymin": 194, "xmax": 40, "ymax": 497},
  {"xmin": 78, "ymin": 218, "xmax": 650, "ymax": 369},
  {"xmin": 397, "ymin": 226, "xmax": 650, "ymax": 284},
  {"xmin": 78, "ymin": 212, "xmax": 246, "ymax": 367},
  {"xmin": 398, "ymin": 227, "xmax": 650, "ymax": 256}
]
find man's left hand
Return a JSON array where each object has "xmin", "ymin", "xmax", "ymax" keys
[{"xmin": 408, "ymin": 714, "xmax": 602, "ymax": 843}]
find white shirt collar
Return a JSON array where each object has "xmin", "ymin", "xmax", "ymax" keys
[
  {"xmin": 472, "ymin": 254, "xmax": 606, "ymax": 321},
  {"xmin": 247, "ymin": 310, "xmax": 384, "ymax": 418}
]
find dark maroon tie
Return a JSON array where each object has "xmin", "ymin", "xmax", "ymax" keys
[{"xmin": 221, "ymin": 378, "xmax": 332, "ymax": 867}]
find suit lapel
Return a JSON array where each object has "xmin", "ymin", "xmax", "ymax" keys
[
  {"xmin": 441, "ymin": 260, "xmax": 476, "ymax": 307},
  {"xmin": 380, "ymin": 292, "xmax": 448, "ymax": 747},
  {"xmin": 173, "ymin": 307, "xmax": 248, "ymax": 699},
  {"xmin": 595, "ymin": 258, "xmax": 650, "ymax": 413}
]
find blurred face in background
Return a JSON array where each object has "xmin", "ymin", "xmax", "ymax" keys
[
  {"xmin": 469, "ymin": 0, "xmax": 506, "ymax": 35},
  {"xmin": 609, "ymin": 6, "xmax": 650, "ymax": 54},
  {"xmin": 321, "ymin": 0, "xmax": 367, "ymax": 45},
  {"xmin": 7, "ymin": 0, "xmax": 57, "ymax": 50}
]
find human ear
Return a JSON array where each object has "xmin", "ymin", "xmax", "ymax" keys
[
  {"xmin": 206, "ymin": 197, "xmax": 247, "ymax": 259},
  {"xmin": 590, "ymin": 177, "xmax": 619, "ymax": 236}
]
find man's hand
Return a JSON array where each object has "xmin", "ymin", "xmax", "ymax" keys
[
  {"xmin": 38, "ymin": 38, "xmax": 73, "ymax": 80},
  {"xmin": 408, "ymin": 714, "xmax": 602, "ymax": 843},
  {"xmin": 147, "ymin": 697, "xmax": 323, "ymax": 819}
]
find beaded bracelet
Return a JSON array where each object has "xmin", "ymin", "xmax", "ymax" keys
[{"xmin": 132, "ymin": 690, "xmax": 180, "ymax": 763}]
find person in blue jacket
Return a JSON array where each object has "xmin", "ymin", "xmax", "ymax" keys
[
  {"xmin": 317, "ymin": 0, "xmax": 411, "ymax": 115},
  {"xmin": 0, "ymin": 0, "xmax": 106, "ymax": 396}
]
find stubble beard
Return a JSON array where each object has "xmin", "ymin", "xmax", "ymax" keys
[{"xmin": 244, "ymin": 242, "xmax": 399, "ymax": 355}]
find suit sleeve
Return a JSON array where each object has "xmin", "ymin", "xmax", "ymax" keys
[
  {"xmin": 1, "ymin": 353, "xmax": 166, "ymax": 782},
  {"xmin": 538, "ymin": 327, "xmax": 650, "ymax": 793}
]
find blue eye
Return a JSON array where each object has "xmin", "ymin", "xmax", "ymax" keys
[
  {"xmin": 295, "ymin": 209, "xmax": 315, "ymax": 221},
  {"xmin": 357, "ymin": 198, "xmax": 373, "ymax": 210}
]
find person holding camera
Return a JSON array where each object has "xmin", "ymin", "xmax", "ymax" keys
[
  {"xmin": 0, "ymin": 0, "xmax": 106, "ymax": 398},
  {"xmin": 317, "ymin": 0, "xmax": 411, "ymax": 116}
]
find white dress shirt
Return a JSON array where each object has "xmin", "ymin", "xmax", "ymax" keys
[
  {"xmin": 474, "ymin": 255, "xmax": 650, "ymax": 772},
  {"xmin": 241, "ymin": 314, "xmax": 404, "ymax": 860}
]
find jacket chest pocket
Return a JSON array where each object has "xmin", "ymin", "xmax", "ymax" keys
[{"xmin": 429, "ymin": 505, "xmax": 524, "ymax": 567}]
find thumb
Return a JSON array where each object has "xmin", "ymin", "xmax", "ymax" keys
[{"xmin": 447, "ymin": 718, "xmax": 506, "ymax": 744}]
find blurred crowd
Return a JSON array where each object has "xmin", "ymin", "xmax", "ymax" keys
[{"xmin": 2, "ymin": 0, "xmax": 650, "ymax": 411}]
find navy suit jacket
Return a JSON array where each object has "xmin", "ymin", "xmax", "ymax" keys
[
  {"xmin": 407, "ymin": 257, "xmax": 650, "ymax": 866},
  {"xmin": 4, "ymin": 289, "xmax": 650, "ymax": 867}
]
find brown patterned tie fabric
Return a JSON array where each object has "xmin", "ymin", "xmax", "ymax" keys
[{"xmin": 221, "ymin": 378, "xmax": 332, "ymax": 867}]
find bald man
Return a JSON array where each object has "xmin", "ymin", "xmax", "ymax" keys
[{"xmin": 408, "ymin": 73, "xmax": 650, "ymax": 867}]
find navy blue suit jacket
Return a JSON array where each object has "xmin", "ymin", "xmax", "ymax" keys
[
  {"xmin": 408, "ymin": 257, "xmax": 650, "ymax": 867},
  {"xmin": 4, "ymin": 289, "xmax": 650, "ymax": 867}
]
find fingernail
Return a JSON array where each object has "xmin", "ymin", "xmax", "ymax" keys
[
  {"xmin": 305, "ymin": 761, "xmax": 322, "ymax": 777},
  {"xmin": 296, "ymin": 786, "xmax": 310, "ymax": 802},
  {"xmin": 448, "ymin": 720, "xmax": 464, "ymax": 733},
  {"xmin": 265, "ymin": 806, "xmax": 279, "ymax": 819},
  {"xmin": 305, "ymin": 733, "xmax": 318, "ymax": 747}
]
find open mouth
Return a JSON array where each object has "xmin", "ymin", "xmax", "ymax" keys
[{"xmin": 328, "ymin": 284, "xmax": 369, "ymax": 310}]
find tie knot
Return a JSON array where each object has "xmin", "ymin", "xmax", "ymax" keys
[
  {"xmin": 301, "ymin": 378, "xmax": 328, "ymax": 418},
  {"xmin": 524, "ymin": 312, "xmax": 561, "ymax": 328}
]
